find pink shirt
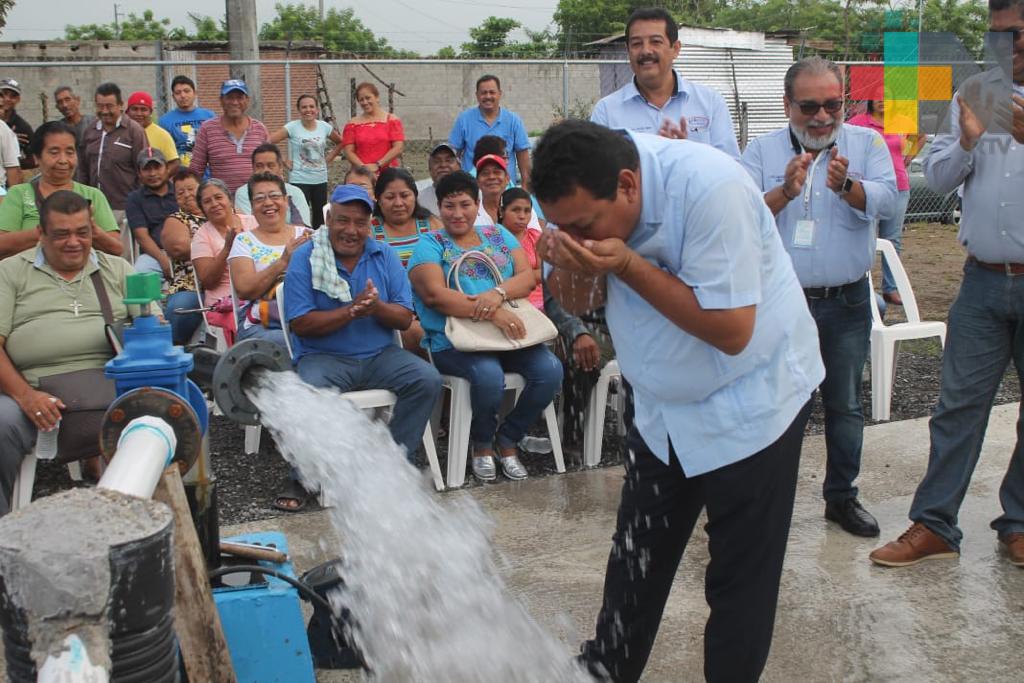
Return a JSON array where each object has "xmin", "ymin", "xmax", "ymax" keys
[
  {"xmin": 847, "ymin": 113, "xmax": 910, "ymax": 191},
  {"xmin": 190, "ymin": 214, "xmax": 259, "ymax": 304},
  {"xmin": 513, "ymin": 226, "xmax": 544, "ymax": 310}
]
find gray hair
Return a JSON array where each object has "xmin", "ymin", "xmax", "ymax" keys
[
  {"xmin": 196, "ymin": 178, "xmax": 233, "ymax": 216},
  {"xmin": 784, "ymin": 56, "xmax": 843, "ymax": 100},
  {"xmin": 53, "ymin": 85, "xmax": 77, "ymax": 99}
]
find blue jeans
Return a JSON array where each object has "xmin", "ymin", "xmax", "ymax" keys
[
  {"xmin": 806, "ymin": 277, "xmax": 872, "ymax": 503},
  {"xmin": 237, "ymin": 322, "xmax": 287, "ymax": 349},
  {"xmin": 910, "ymin": 261, "xmax": 1024, "ymax": 549},
  {"xmin": 164, "ymin": 290, "xmax": 202, "ymax": 345},
  {"xmin": 432, "ymin": 344, "xmax": 563, "ymax": 450},
  {"xmin": 296, "ymin": 345, "xmax": 442, "ymax": 462},
  {"xmin": 878, "ymin": 190, "xmax": 910, "ymax": 294}
]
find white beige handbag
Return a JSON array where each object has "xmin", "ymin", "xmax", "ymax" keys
[{"xmin": 444, "ymin": 250, "xmax": 557, "ymax": 352}]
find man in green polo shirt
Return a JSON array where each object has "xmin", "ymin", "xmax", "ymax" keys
[
  {"xmin": 0, "ymin": 120, "xmax": 123, "ymax": 260},
  {"xmin": 0, "ymin": 190, "xmax": 131, "ymax": 516}
]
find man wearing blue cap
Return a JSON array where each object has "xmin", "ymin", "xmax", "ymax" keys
[
  {"xmin": 188, "ymin": 79, "xmax": 269, "ymax": 195},
  {"xmin": 279, "ymin": 183, "xmax": 441, "ymax": 510}
]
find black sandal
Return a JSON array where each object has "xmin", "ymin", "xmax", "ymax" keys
[{"xmin": 272, "ymin": 478, "xmax": 309, "ymax": 512}]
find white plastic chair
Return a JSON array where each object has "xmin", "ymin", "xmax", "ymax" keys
[
  {"xmin": 228, "ymin": 270, "xmax": 264, "ymax": 454},
  {"xmin": 435, "ymin": 356, "xmax": 566, "ymax": 488},
  {"xmin": 583, "ymin": 360, "xmax": 624, "ymax": 467},
  {"xmin": 868, "ymin": 238, "xmax": 947, "ymax": 421},
  {"xmin": 278, "ymin": 282, "xmax": 445, "ymax": 491},
  {"xmin": 12, "ymin": 450, "xmax": 87, "ymax": 512}
]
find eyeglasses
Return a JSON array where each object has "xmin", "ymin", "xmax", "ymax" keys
[
  {"xmin": 252, "ymin": 191, "xmax": 285, "ymax": 203},
  {"xmin": 791, "ymin": 99, "xmax": 844, "ymax": 116}
]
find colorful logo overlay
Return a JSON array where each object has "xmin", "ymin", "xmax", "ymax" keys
[{"xmin": 848, "ymin": 32, "xmax": 953, "ymax": 135}]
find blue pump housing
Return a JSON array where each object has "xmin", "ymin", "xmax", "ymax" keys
[{"xmin": 105, "ymin": 314, "xmax": 209, "ymax": 434}]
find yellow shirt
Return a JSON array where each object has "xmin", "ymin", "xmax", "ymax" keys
[{"xmin": 144, "ymin": 123, "xmax": 180, "ymax": 163}]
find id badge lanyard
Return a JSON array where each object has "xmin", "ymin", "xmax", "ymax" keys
[{"xmin": 793, "ymin": 147, "xmax": 827, "ymax": 249}]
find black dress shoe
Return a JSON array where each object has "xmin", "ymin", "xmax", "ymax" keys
[{"xmin": 825, "ymin": 498, "xmax": 880, "ymax": 537}]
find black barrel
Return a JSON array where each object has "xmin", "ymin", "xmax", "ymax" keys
[{"xmin": 0, "ymin": 491, "xmax": 179, "ymax": 682}]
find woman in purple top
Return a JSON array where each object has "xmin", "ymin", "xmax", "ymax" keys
[{"xmin": 848, "ymin": 100, "xmax": 924, "ymax": 305}]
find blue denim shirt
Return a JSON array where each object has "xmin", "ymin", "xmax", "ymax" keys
[
  {"xmin": 741, "ymin": 123, "xmax": 898, "ymax": 287},
  {"xmin": 924, "ymin": 71, "xmax": 1024, "ymax": 263},
  {"xmin": 606, "ymin": 132, "xmax": 825, "ymax": 475},
  {"xmin": 591, "ymin": 71, "xmax": 740, "ymax": 160}
]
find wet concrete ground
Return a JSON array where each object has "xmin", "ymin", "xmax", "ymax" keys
[
  {"xmin": 221, "ymin": 402, "xmax": 1024, "ymax": 683},
  {"xmin": 2, "ymin": 405, "xmax": 1019, "ymax": 681}
]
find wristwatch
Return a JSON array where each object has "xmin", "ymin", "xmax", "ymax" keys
[
  {"xmin": 493, "ymin": 286, "xmax": 508, "ymax": 302},
  {"xmin": 839, "ymin": 176, "xmax": 854, "ymax": 195}
]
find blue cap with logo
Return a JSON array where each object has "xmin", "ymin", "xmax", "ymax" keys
[
  {"xmin": 330, "ymin": 184, "xmax": 375, "ymax": 213},
  {"xmin": 220, "ymin": 79, "xmax": 250, "ymax": 96}
]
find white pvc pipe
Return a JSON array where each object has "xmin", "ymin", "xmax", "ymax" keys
[{"xmin": 97, "ymin": 416, "xmax": 177, "ymax": 499}]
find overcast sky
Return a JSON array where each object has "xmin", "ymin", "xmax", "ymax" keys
[{"xmin": 2, "ymin": 0, "xmax": 561, "ymax": 55}]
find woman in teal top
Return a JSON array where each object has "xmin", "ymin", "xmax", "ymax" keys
[
  {"xmin": 0, "ymin": 121, "xmax": 122, "ymax": 260},
  {"xmin": 269, "ymin": 94, "xmax": 343, "ymax": 229},
  {"xmin": 407, "ymin": 171, "xmax": 562, "ymax": 484}
]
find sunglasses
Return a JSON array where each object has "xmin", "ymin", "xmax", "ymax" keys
[{"xmin": 791, "ymin": 99, "xmax": 844, "ymax": 116}]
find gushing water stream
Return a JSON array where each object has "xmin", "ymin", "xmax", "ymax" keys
[{"xmin": 249, "ymin": 371, "xmax": 595, "ymax": 682}]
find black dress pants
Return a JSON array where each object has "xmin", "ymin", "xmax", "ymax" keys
[{"xmin": 580, "ymin": 400, "xmax": 812, "ymax": 683}]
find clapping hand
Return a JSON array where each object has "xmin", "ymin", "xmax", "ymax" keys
[
  {"xmin": 349, "ymin": 278, "xmax": 380, "ymax": 318},
  {"xmin": 826, "ymin": 147, "xmax": 850, "ymax": 193}
]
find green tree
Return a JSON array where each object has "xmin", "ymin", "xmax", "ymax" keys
[
  {"xmin": 460, "ymin": 16, "xmax": 556, "ymax": 57},
  {"xmin": 259, "ymin": 3, "xmax": 415, "ymax": 56},
  {"xmin": 553, "ymin": 0, "xmax": 723, "ymax": 54},
  {"xmin": 921, "ymin": 0, "xmax": 988, "ymax": 58},
  {"xmin": 436, "ymin": 46, "xmax": 458, "ymax": 59},
  {"xmin": 65, "ymin": 9, "xmax": 173, "ymax": 41},
  {"xmin": 0, "ymin": 0, "xmax": 17, "ymax": 32}
]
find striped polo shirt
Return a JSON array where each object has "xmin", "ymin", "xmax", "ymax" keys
[
  {"xmin": 188, "ymin": 116, "xmax": 270, "ymax": 195},
  {"xmin": 371, "ymin": 217, "xmax": 433, "ymax": 268}
]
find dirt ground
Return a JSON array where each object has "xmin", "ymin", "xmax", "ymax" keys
[{"xmin": 887, "ymin": 222, "xmax": 966, "ymax": 322}]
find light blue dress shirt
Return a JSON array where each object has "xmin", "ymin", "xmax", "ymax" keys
[
  {"xmin": 448, "ymin": 107, "xmax": 531, "ymax": 183},
  {"xmin": 590, "ymin": 71, "xmax": 740, "ymax": 160},
  {"xmin": 924, "ymin": 70, "xmax": 1024, "ymax": 263},
  {"xmin": 605, "ymin": 132, "xmax": 825, "ymax": 475},
  {"xmin": 741, "ymin": 123, "xmax": 897, "ymax": 288}
]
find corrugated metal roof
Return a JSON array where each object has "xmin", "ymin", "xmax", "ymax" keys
[{"xmin": 598, "ymin": 38, "xmax": 795, "ymax": 149}]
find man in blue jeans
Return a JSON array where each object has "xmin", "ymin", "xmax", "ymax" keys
[
  {"xmin": 279, "ymin": 184, "xmax": 441, "ymax": 509},
  {"xmin": 871, "ymin": 0, "xmax": 1024, "ymax": 567},
  {"xmin": 742, "ymin": 56, "xmax": 897, "ymax": 537}
]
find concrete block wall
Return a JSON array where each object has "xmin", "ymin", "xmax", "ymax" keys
[
  {"xmin": 0, "ymin": 42, "xmax": 160, "ymax": 125},
  {"xmin": 321, "ymin": 62, "xmax": 602, "ymax": 140}
]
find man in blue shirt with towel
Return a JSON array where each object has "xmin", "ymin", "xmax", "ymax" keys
[
  {"xmin": 533, "ymin": 119, "xmax": 824, "ymax": 683},
  {"xmin": 279, "ymin": 184, "xmax": 441, "ymax": 508}
]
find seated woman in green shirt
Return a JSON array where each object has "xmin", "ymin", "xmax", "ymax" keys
[{"xmin": 0, "ymin": 121, "xmax": 122, "ymax": 260}]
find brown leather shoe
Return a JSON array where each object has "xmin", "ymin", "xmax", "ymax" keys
[
  {"xmin": 869, "ymin": 523, "xmax": 958, "ymax": 567},
  {"xmin": 883, "ymin": 291, "xmax": 903, "ymax": 306},
  {"xmin": 999, "ymin": 533, "xmax": 1024, "ymax": 567}
]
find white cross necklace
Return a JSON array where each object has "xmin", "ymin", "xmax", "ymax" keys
[{"xmin": 56, "ymin": 272, "xmax": 88, "ymax": 317}]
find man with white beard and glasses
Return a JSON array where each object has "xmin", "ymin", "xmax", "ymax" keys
[{"xmin": 742, "ymin": 56, "xmax": 897, "ymax": 538}]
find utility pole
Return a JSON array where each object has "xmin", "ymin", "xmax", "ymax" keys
[
  {"xmin": 113, "ymin": 3, "xmax": 122, "ymax": 38},
  {"xmin": 319, "ymin": 0, "xmax": 325, "ymax": 21},
  {"xmin": 225, "ymin": 0, "xmax": 262, "ymax": 119}
]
